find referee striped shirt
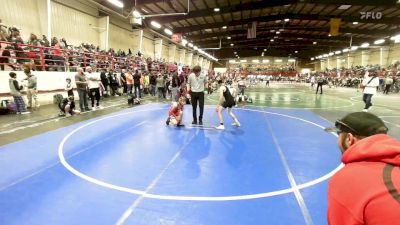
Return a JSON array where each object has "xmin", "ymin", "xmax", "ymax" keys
[{"xmin": 187, "ymin": 72, "xmax": 207, "ymax": 92}]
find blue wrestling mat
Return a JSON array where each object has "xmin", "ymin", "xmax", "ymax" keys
[{"xmin": 0, "ymin": 103, "xmax": 342, "ymax": 225}]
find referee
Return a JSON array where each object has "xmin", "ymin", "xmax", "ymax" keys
[{"xmin": 187, "ymin": 65, "xmax": 208, "ymax": 125}]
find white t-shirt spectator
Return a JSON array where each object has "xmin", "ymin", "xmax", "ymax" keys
[
  {"xmin": 87, "ymin": 72, "xmax": 100, "ymax": 89},
  {"xmin": 362, "ymin": 76, "xmax": 379, "ymax": 95}
]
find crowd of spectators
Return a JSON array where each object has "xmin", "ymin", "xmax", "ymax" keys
[
  {"xmin": 0, "ymin": 19, "xmax": 186, "ymax": 74},
  {"xmin": 305, "ymin": 65, "xmax": 400, "ymax": 94}
]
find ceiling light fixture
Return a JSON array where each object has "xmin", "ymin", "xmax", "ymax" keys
[
  {"xmin": 361, "ymin": 42, "xmax": 370, "ymax": 48},
  {"xmin": 390, "ymin": 34, "xmax": 400, "ymax": 40},
  {"xmin": 230, "ymin": 43, "xmax": 234, "ymax": 46},
  {"xmin": 374, "ymin": 39, "xmax": 385, "ymax": 45},
  {"xmin": 222, "ymin": 26, "xmax": 227, "ymax": 29},
  {"xmin": 270, "ymin": 39, "xmax": 274, "ymax": 42},
  {"xmin": 181, "ymin": 39, "xmax": 188, "ymax": 46},
  {"xmin": 353, "ymin": 21, "xmax": 359, "ymax": 25},
  {"xmin": 164, "ymin": 28, "xmax": 173, "ymax": 36},
  {"xmin": 150, "ymin": 21, "xmax": 161, "ymax": 29},
  {"xmin": 284, "ymin": 18, "xmax": 290, "ymax": 22},
  {"xmin": 313, "ymin": 42, "xmax": 317, "ymax": 44},
  {"xmin": 214, "ymin": 8, "xmax": 220, "ymax": 12},
  {"xmin": 107, "ymin": 0, "xmax": 124, "ymax": 8},
  {"xmin": 338, "ymin": 5, "xmax": 351, "ymax": 10},
  {"xmin": 227, "ymin": 36, "xmax": 231, "ymax": 39}
]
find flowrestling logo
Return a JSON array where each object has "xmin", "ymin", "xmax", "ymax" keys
[{"xmin": 360, "ymin": 12, "xmax": 383, "ymax": 20}]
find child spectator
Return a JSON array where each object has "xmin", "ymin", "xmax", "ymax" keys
[
  {"xmin": 65, "ymin": 78, "xmax": 73, "ymax": 97},
  {"xmin": 8, "ymin": 72, "xmax": 30, "ymax": 114}
]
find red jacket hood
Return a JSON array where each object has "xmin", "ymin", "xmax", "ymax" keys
[{"xmin": 342, "ymin": 134, "xmax": 400, "ymax": 166}]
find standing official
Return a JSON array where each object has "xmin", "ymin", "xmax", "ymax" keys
[{"xmin": 187, "ymin": 66, "xmax": 207, "ymax": 125}]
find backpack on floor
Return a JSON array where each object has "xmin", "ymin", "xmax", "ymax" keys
[
  {"xmin": 6, "ymin": 101, "xmax": 17, "ymax": 113},
  {"xmin": 0, "ymin": 100, "xmax": 10, "ymax": 115}
]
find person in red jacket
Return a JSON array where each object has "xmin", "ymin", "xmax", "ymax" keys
[{"xmin": 325, "ymin": 112, "xmax": 400, "ymax": 225}]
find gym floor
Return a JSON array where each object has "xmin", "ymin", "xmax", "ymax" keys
[{"xmin": 1, "ymin": 83, "xmax": 399, "ymax": 225}]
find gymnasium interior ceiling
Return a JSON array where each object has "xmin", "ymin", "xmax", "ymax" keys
[{"xmin": 94, "ymin": 0, "xmax": 400, "ymax": 62}]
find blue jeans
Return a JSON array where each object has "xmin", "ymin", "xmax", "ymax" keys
[
  {"xmin": 134, "ymin": 85, "xmax": 141, "ymax": 98},
  {"xmin": 150, "ymin": 84, "xmax": 156, "ymax": 96},
  {"xmin": 77, "ymin": 89, "xmax": 89, "ymax": 111},
  {"xmin": 363, "ymin": 93, "xmax": 373, "ymax": 109}
]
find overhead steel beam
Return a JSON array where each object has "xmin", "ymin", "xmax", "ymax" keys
[
  {"xmin": 189, "ymin": 27, "xmax": 393, "ymax": 42},
  {"xmin": 175, "ymin": 13, "xmax": 399, "ymax": 33},
  {"xmin": 213, "ymin": 47, "xmax": 324, "ymax": 59},
  {"xmin": 135, "ymin": 0, "xmax": 398, "ymax": 7},
  {"xmin": 163, "ymin": 1, "xmax": 399, "ymax": 25},
  {"xmin": 161, "ymin": 0, "xmax": 295, "ymax": 23},
  {"xmin": 195, "ymin": 33, "xmax": 373, "ymax": 46}
]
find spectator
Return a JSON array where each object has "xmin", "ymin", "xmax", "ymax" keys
[
  {"xmin": 75, "ymin": 67, "xmax": 89, "ymax": 112},
  {"xmin": 361, "ymin": 69, "xmax": 380, "ymax": 112},
  {"xmin": 8, "ymin": 72, "xmax": 30, "ymax": 114},
  {"xmin": 52, "ymin": 38, "xmax": 64, "ymax": 71},
  {"xmin": 108, "ymin": 70, "xmax": 120, "ymax": 96},
  {"xmin": 120, "ymin": 69, "xmax": 127, "ymax": 94},
  {"xmin": 65, "ymin": 78, "xmax": 73, "ymax": 97},
  {"xmin": 0, "ymin": 44, "xmax": 16, "ymax": 71},
  {"xmin": 132, "ymin": 70, "xmax": 141, "ymax": 98},
  {"xmin": 149, "ymin": 72, "xmax": 157, "ymax": 96},
  {"xmin": 143, "ymin": 72, "xmax": 149, "ymax": 95},
  {"xmin": 125, "ymin": 71, "xmax": 133, "ymax": 94},
  {"xmin": 326, "ymin": 112, "xmax": 400, "ymax": 225},
  {"xmin": 187, "ymin": 65, "xmax": 207, "ymax": 125},
  {"xmin": 100, "ymin": 69, "xmax": 109, "ymax": 96},
  {"xmin": 383, "ymin": 75, "xmax": 393, "ymax": 94},
  {"xmin": 86, "ymin": 66, "xmax": 101, "ymax": 110},
  {"xmin": 156, "ymin": 73, "xmax": 165, "ymax": 99},
  {"xmin": 41, "ymin": 35, "xmax": 50, "ymax": 47},
  {"xmin": 0, "ymin": 19, "xmax": 8, "ymax": 41},
  {"xmin": 23, "ymin": 68, "xmax": 39, "ymax": 109}
]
